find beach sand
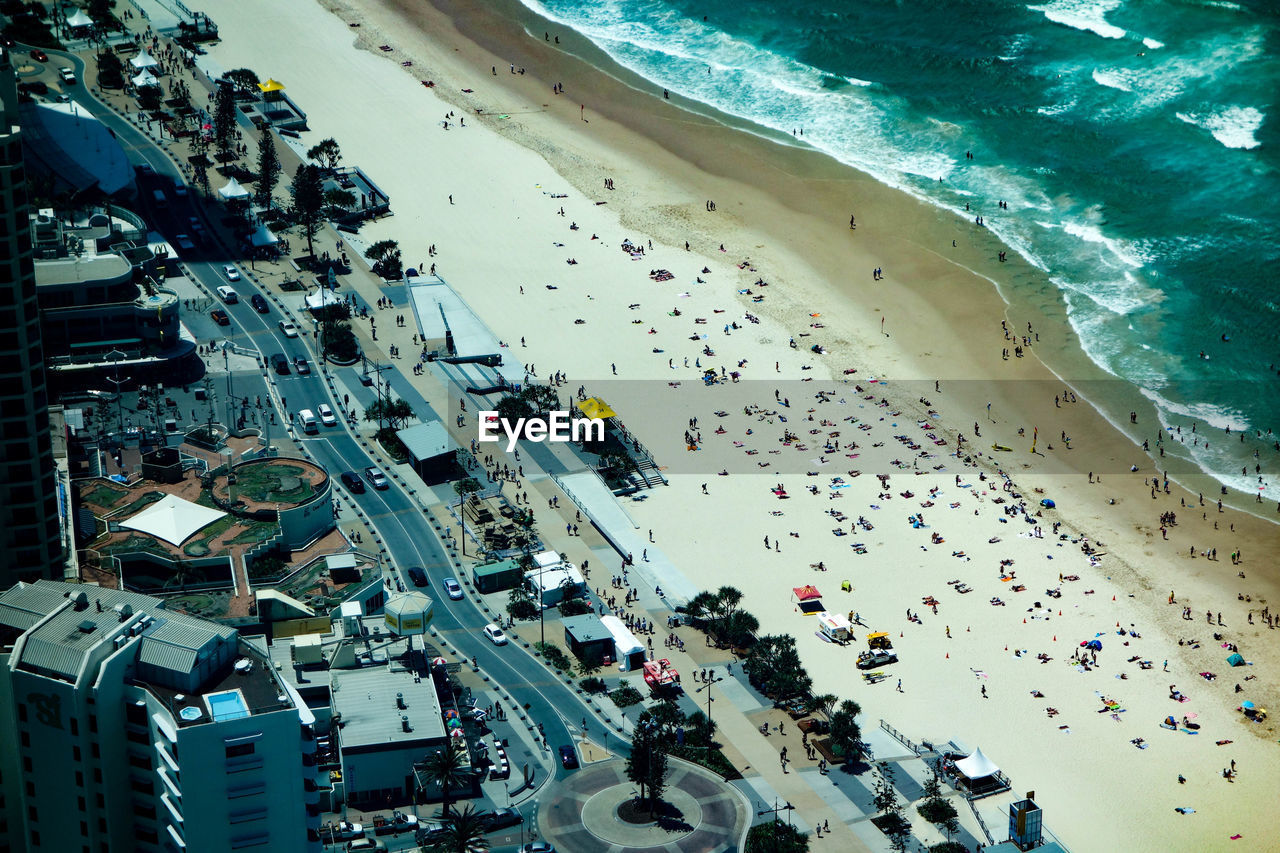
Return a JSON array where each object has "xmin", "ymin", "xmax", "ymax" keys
[{"xmin": 193, "ymin": 0, "xmax": 1280, "ymax": 847}]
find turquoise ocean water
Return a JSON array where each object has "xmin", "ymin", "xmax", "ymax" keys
[{"xmin": 513, "ymin": 0, "xmax": 1280, "ymax": 501}]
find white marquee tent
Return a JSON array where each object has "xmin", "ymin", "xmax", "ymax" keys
[
  {"xmin": 250, "ymin": 224, "xmax": 279, "ymax": 247},
  {"xmin": 131, "ymin": 70, "xmax": 160, "ymax": 89},
  {"xmin": 218, "ymin": 177, "xmax": 250, "ymax": 200},
  {"xmin": 955, "ymin": 746, "xmax": 999, "ymax": 780},
  {"xmin": 130, "ymin": 51, "xmax": 160, "ymax": 70},
  {"xmin": 67, "ymin": 9, "xmax": 94, "ymax": 28},
  {"xmin": 119, "ymin": 494, "xmax": 227, "ymax": 546}
]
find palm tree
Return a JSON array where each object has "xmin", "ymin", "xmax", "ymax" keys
[
  {"xmin": 422, "ymin": 745, "xmax": 469, "ymax": 818},
  {"xmin": 428, "ymin": 803, "xmax": 490, "ymax": 853}
]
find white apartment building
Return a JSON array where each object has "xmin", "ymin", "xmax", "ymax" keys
[{"xmin": 0, "ymin": 581, "xmax": 322, "ymax": 853}]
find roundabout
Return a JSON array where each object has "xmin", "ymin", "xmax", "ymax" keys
[{"xmin": 538, "ymin": 757, "xmax": 747, "ymax": 852}]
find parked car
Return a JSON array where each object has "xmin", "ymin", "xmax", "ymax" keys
[
  {"xmin": 483, "ymin": 624, "xmax": 507, "ymax": 645},
  {"xmin": 407, "ymin": 567, "xmax": 428, "ymax": 587},
  {"xmin": 30, "ymin": 49, "xmax": 47, "ymax": 62},
  {"xmin": 364, "ymin": 467, "xmax": 389, "ymax": 490},
  {"xmin": 222, "ymin": 264, "xmax": 241, "ymax": 282},
  {"xmin": 856, "ymin": 650, "xmax": 898, "ymax": 670},
  {"xmin": 415, "ymin": 821, "xmax": 447, "ymax": 845},
  {"xmin": 209, "ymin": 309, "xmax": 230, "ymax": 325},
  {"xmin": 59, "ymin": 67, "xmax": 76, "ymax": 85},
  {"xmin": 517, "ymin": 844, "xmax": 556, "ymax": 853},
  {"xmin": 278, "ymin": 320, "xmax": 299, "ymax": 338},
  {"xmin": 317, "ymin": 403, "xmax": 336, "ymax": 426},
  {"xmin": 294, "ymin": 357, "xmax": 311, "ymax": 375},
  {"xmin": 480, "ymin": 808, "xmax": 522, "ymax": 831},
  {"xmin": 557, "ymin": 745, "xmax": 578, "ymax": 769},
  {"xmin": 340, "ymin": 471, "xmax": 365, "ymax": 494},
  {"xmin": 250, "ymin": 293, "xmax": 269, "ymax": 313}
]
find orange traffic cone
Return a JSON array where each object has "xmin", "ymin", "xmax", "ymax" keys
[
  {"xmin": 945, "ymin": 652, "xmax": 949, "ymax": 659},
  {"xmin": 1005, "ymin": 645, "xmax": 1008, "ymax": 651},
  {"xmin": 1023, "ymin": 618, "xmax": 1027, "ymax": 624},
  {"xmin": 1052, "ymin": 635, "xmax": 1056, "ymax": 642},
  {"xmin": 900, "ymin": 632, "xmax": 904, "ymax": 638},
  {"xmin": 1058, "ymin": 611, "xmax": 1062, "ymax": 616},
  {"xmin": 1113, "ymin": 595, "xmax": 1116, "ymax": 601},
  {"xmin": 1116, "ymin": 621, "xmax": 1120, "ymax": 627}
]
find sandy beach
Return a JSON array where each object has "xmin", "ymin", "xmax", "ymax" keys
[{"xmin": 193, "ymin": 0, "xmax": 1280, "ymax": 848}]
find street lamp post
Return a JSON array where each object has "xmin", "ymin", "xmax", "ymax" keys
[
  {"xmin": 757, "ymin": 797, "xmax": 795, "ymax": 828},
  {"xmin": 696, "ymin": 673, "xmax": 723, "ymax": 751},
  {"xmin": 105, "ymin": 349, "xmax": 130, "ymax": 447}
]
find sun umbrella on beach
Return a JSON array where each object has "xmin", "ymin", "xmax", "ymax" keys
[{"xmin": 1242, "ymin": 701, "xmax": 1255, "ymax": 710}]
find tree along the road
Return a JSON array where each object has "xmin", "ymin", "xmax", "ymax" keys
[
  {"xmin": 365, "ymin": 239, "xmax": 403, "ymax": 280},
  {"xmin": 320, "ymin": 319, "xmax": 358, "ymax": 363},
  {"xmin": 96, "ymin": 49, "xmax": 124, "ymax": 89},
  {"xmin": 421, "ymin": 744, "xmax": 469, "ymax": 818},
  {"xmin": 427, "ymin": 802, "xmax": 490, "ymax": 853},
  {"xmin": 254, "ymin": 124, "xmax": 280, "ymax": 210},
  {"xmin": 872, "ymin": 761, "xmax": 911, "ymax": 851},
  {"xmin": 688, "ymin": 586, "xmax": 759, "ymax": 649},
  {"xmin": 917, "ymin": 766, "xmax": 960, "ymax": 839},
  {"xmin": 507, "ymin": 582, "xmax": 538, "ymax": 622},
  {"xmin": 288, "ymin": 163, "xmax": 325, "ymax": 258},
  {"xmin": 307, "ymin": 137, "xmax": 343, "ymax": 172},
  {"xmin": 828, "ymin": 699, "xmax": 863, "ymax": 764},
  {"xmin": 212, "ymin": 81, "xmax": 238, "ymax": 162},
  {"xmin": 363, "ymin": 396, "xmax": 413, "ymax": 431},
  {"xmin": 744, "ymin": 819, "xmax": 810, "ymax": 853},
  {"xmin": 625, "ymin": 712, "xmax": 669, "ymax": 817}
]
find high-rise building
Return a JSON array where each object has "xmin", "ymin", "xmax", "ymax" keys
[
  {"xmin": 0, "ymin": 580, "xmax": 322, "ymax": 853},
  {"xmin": 0, "ymin": 49, "xmax": 63, "ymax": 587}
]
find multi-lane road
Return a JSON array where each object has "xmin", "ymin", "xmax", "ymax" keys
[{"xmin": 51, "ymin": 49, "xmax": 628, "ymax": 831}]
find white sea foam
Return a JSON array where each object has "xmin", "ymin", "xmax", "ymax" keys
[
  {"xmin": 1141, "ymin": 389, "xmax": 1248, "ymax": 431},
  {"xmin": 1037, "ymin": 100, "xmax": 1077, "ymax": 116},
  {"xmin": 1090, "ymin": 68, "xmax": 1132, "ymax": 92},
  {"xmin": 1142, "ymin": 37, "xmax": 1164, "ymax": 50},
  {"xmin": 1176, "ymin": 106, "xmax": 1264, "ymax": 150},
  {"xmin": 1027, "ymin": 0, "xmax": 1126, "ymax": 40}
]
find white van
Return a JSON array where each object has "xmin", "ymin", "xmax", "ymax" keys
[
  {"xmin": 298, "ymin": 409, "xmax": 318, "ymax": 434},
  {"xmin": 216, "ymin": 285, "xmax": 238, "ymax": 303}
]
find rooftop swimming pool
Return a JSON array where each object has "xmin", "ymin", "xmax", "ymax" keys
[{"xmin": 206, "ymin": 689, "xmax": 250, "ymax": 722}]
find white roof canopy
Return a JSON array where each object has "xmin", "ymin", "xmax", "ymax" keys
[
  {"xmin": 119, "ymin": 494, "xmax": 227, "ymax": 546},
  {"xmin": 955, "ymin": 746, "xmax": 999, "ymax": 779},
  {"xmin": 304, "ymin": 287, "xmax": 342, "ymax": 311},
  {"xmin": 67, "ymin": 9, "xmax": 94, "ymax": 28},
  {"xmin": 131, "ymin": 70, "xmax": 160, "ymax": 89},
  {"xmin": 130, "ymin": 51, "xmax": 160, "ymax": 70},
  {"xmin": 250, "ymin": 224, "xmax": 279, "ymax": 246},
  {"xmin": 218, "ymin": 177, "xmax": 250, "ymax": 200}
]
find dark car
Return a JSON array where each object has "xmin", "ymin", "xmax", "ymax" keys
[
  {"xmin": 271, "ymin": 353, "xmax": 290, "ymax": 375},
  {"xmin": 407, "ymin": 567, "xmax": 428, "ymax": 587},
  {"xmin": 294, "ymin": 357, "xmax": 311, "ymax": 375},
  {"xmin": 251, "ymin": 293, "xmax": 269, "ymax": 313},
  {"xmin": 480, "ymin": 808, "xmax": 522, "ymax": 831},
  {"xmin": 557, "ymin": 745, "xmax": 579, "ymax": 770},
  {"xmin": 210, "ymin": 309, "xmax": 230, "ymax": 325},
  {"xmin": 340, "ymin": 471, "xmax": 365, "ymax": 494}
]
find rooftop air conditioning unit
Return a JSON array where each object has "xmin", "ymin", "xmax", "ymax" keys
[
  {"xmin": 395, "ymin": 692, "xmax": 406, "ymax": 710},
  {"xmin": 400, "ymin": 715, "xmax": 412, "ymax": 733}
]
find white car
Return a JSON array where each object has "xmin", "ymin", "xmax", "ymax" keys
[
  {"xmin": 318, "ymin": 403, "xmax": 337, "ymax": 426},
  {"xmin": 443, "ymin": 578, "xmax": 463, "ymax": 600},
  {"xmin": 483, "ymin": 624, "xmax": 508, "ymax": 645},
  {"xmin": 59, "ymin": 67, "xmax": 76, "ymax": 85},
  {"xmin": 278, "ymin": 320, "xmax": 298, "ymax": 338},
  {"xmin": 222, "ymin": 265, "xmax": 241, "ymax": 282}
]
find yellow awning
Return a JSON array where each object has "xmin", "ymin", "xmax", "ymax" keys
[
  {"xmin": 257, "ymin": 78, "xmax": 286, "ymax": 93},
  {"xmin": 867, "ymin": 632, "xmax": 889, "ymax": 640},
  {"xmin": 576, "ymin": 397, "xmax": 616, "ymax": 420}
]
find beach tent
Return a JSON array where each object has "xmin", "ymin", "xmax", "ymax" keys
[
  {"xmin": 131, "ymin": 70, "xmax": 160, "ymax": 89},
  {"xmin": 66, "ymin": 8, "xmax": 94, "ymax": 28},
  {"xmin": 1227, "ymin": 653, "xmax": 1245, "ymax": 667},
  {"xmin": 1084, "ymin": 639, "xmax": 1103, "ymax": 651},
  {"xmin": 218, "ymin": 177, "xmax": 250, "ymax": 200},
  {"xmin": 304, "ymin": 287, "xmax": 343, "ymax": 312},
  {"xmin": 955, "ymin": 747, "xmax": 999, "ymax": 781},
  {"xmin": 1040, "ymin": 498, "xmax": 1056, "ymax": 508},
  {"xmin": 792, "ymin": 585, "xmax": 822, "ymax": 602},
  {"xmin": 130, "ymin": 51, "xmax": 160, "ymax": 70},
  {"xmin": 576, "ymin": 396, "xmax": 616, "ymax": 420}
]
